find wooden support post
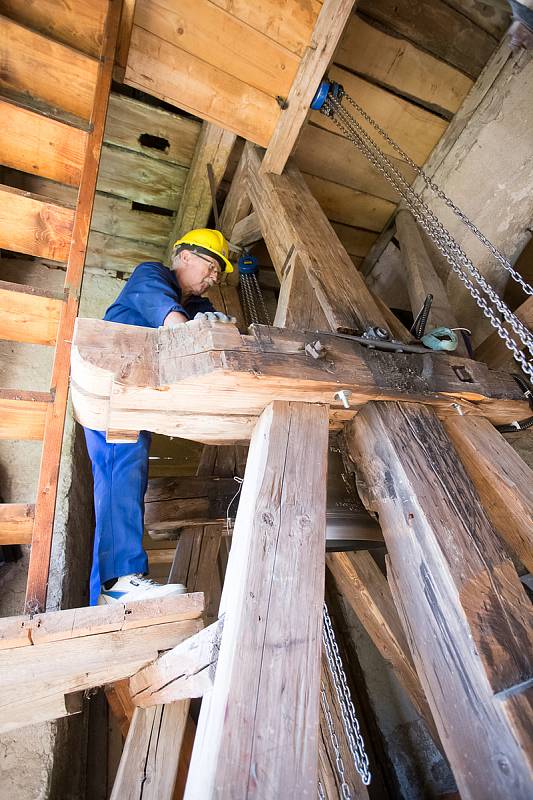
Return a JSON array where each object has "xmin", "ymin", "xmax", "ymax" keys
[
  {"xmin": 184, "ymin": 401, "xmax": 328, "ymax": 799},
  {"xmin": 396, "ymin": 209, "xmax": 468, "ymax": 356},
  {"xmin": 443, "ymin": 415, "xmax": 533, "ymax": 574},
  {"xmin": 245, "ymin": 143, "xmax": 389, "ymax": 333},
  {"xmin": 218, "ymin": 149, "xmax": 252, "ymax": 242},
  {"xmin": 345, "ymin": 401, "xmax": 533, "ymax": 799}
]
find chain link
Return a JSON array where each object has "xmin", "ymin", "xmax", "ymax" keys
[
  {"xmin": 322, "ymin": 603, "xmax": 372, "ymax": 787},
  {"xmin": 239, "ymin": 273, "xmax": 271, "ymax": 326},
  {"xmin": 324, "ymin": 94, "xmax": 533, "ymax": 386},
  {"xmin": 321, "ymin": 683, "xmax": 352, "ymax": 799},
  {"xmin": 343, "ymin": 93, "xmax": 533, "ymax": 298}
]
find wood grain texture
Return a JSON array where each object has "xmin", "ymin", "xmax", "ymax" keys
[
  {"xmin": 0, "ymin": 503, "xmax": 34, "ymax": 545},
  {"xmin": 0, "ymin": 0, "xmax": 106, "ymax": 57},
  {"xmin": 0, "ymin": 280, "xmax": 64, "ymax": 346},
  {"xmin": 125, "ymin": 25, "xmax": 279, "ymax": 147},
  {"xmin": 0, "ymin": 185, "xmax": 75, "ymax": 261},
  {"xmin": 346, "ymin": 402, "xmax": 533, "ymax": 799},
  {"xmin": 114, "ymin": 0, "xmax": 137, "ymax": 81},
  {"xmin": 110, "ymin": 702, "xmax": 189, "ymax": 800},
  {"xmin": 475, "ymin": 297, "xmax": 533, "ymax": 370},
  {"xmin": 218, "ymin": 149, "xmax": 252, "ymax": 241},
  {"xmin": 185, "ymin": 402, "xmax": 328, "ymax": 799},
  {"xmin": 335, "ymin": 14, "xmax": 473, "ymax": 114},
  {"xmin": 0, "ymin": 391, "xmax": 50, "ymax": 440},
  {"xmin": 0, "ymin": 15, "xmax": 99, "ymax": 120},
  {"xmin": 303, "ymin": 174, "xmax": 395, "ymax": 232},
  {"xmin": 0, "ymin": 99, "xmax": 87, "ymax": 186},
  {"xmin": 261, "ymin": 0, "xmax": 356, "ymax": 174},
  {"xmin": 85, "ymin": 230, "xmax": 165, "ymax": 273},
  {"xmin": 443, "ymin": 415, "xmax": 533, "ymax": 574}
]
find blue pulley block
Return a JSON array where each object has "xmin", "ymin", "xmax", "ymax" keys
[
  {"xmin": 310, "ymin": 80, "xmax": 343, "ymax": 110},
  {"xmin": 238, "ymin": 253, "xmax": 258, "ymax": 275}
]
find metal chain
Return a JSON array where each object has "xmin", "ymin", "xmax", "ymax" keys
[
  {"xmin": 320, "ymin": 683, "xmax": 353, "ymax": 799},
  {"xmin": 324, "ymin": 95, "xmax": 533, "ymax": 386},
  {"xmin": 343, "ymin": 93, "xmax": 533, "ymax": 298},
  {"xmin": 239, "ymin": 273, "xmax": 271, "ymax": 326},
  {"xmin": 250, "ymin": 272, "xmax": 272, "ymax": 324},
  {"xmin": 322, "ymin": 603, "xmax": 372, "ymax": 786}
]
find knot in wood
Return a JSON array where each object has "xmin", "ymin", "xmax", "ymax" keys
[{"xmin": 261, "ymin": 511, "xmax": 274, "ymax": 526}]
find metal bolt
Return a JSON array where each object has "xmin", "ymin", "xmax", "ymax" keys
[
  {"xmin": 335, "ymin": 389, "xmax": 352, "ymax": 409},
  {"xmin": 451, "ymin": 402, "xmax": 464, "ymax": 416}
]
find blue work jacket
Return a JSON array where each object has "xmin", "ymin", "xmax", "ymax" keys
[{"xmin": 104, "ymin": 261, "xmax": 215, "ymax": 328}]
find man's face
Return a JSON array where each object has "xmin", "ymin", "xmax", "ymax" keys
[{"xmin": 173, "ymin": 248, "xmax": 222, "ymax": 294}]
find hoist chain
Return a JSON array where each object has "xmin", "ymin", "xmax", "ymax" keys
[
  {"xmin": 324, "ymin": 94, "xmax": 533, "ymax": 386},
  {"xmin": 320, "ymin": 683, "xmax": 353, "ymax": 799},
  {"xmin": 343, "ymin": 93, "xmax": 533, "ymax": 298},
  {"xmin": 322, "ymin": 602, "xmax": 372, "ymax": 788},
  {"xmin": 239, "ymin": 273, "xmax": 271, "ymax": 326}
]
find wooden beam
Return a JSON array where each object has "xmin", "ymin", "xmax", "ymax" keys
[
  {"xmin": 326, "ymin": 551, "xmax": 439, "ymax": 744},
  {"xmin": 0, "ymin": 98, "xmax": 87, "ymax": 186},
  {"xmin": 0, "ymin": 280, "xmax": 64, "ymax": 346},
  {"xmin": 114, "ymin": 0, "xmax": 136, "ymax": 83},
  {"xmin": 0, "ymin": 692, "xmax": 83, "ymax": 735},
  {"xmin": 260, "ymin": 0, "xmax": 356, "ymax": 175},
  {"xmin": 0, "ymin": 185, "xmax": 75, "ymax": 262},
  {"xmin": 130, "ymin": 619, "xmax": 223, "ymax": 707},
  {"xmin": 110, "ymin": 701, "xmax": 189, "ymax": 800},
  {"xmin": 229, "ymin": 211, "xmax": 262, "ymax": 250},
  {"xmin": 443, "ymin": 415, "xmax": 533, "ymax": 574},
  {"xmin": 0, "ymin": 390, "xmax": 50, "ymax": 441},
  {"xmin": 475, "ymin": 297, "xmax": 533, "ymax": 370},
  {"xmin": 167, "ymin": 122, "xmax": 237, "ymax": 257},
  {"xmin": 396, "ymin": 209, "xmax": 468, "ymax": 356},
  {"xmin": 246, "ymin": 144, "xmax": 389, "ymax": 332},
  {"xmin": 70, "ymin": 317, "xmax": 530, "ymax": 443},
  {"xmin": 345, "ymin": 401, "xmax": 533, "ymax": 798},
  {"xmin": 0, "ymin": 503, "xmax": 34, "ymax": 545},
  {"xmin": 184, "ymin": 401, "xmax": 328, "ymax": 799}
]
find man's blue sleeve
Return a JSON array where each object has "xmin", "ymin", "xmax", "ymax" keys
[
  {"xmin": 184, "ymin": 294, "xmax": 216, "ymax": 318},
  {"xmin": 122, "ymin": 263, "xmax": 188, "ymax": 327}
]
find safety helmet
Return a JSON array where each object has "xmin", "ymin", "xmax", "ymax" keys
[{"xmin": 173, "ymin": 228, "xmax": 234, "ymax": 273}]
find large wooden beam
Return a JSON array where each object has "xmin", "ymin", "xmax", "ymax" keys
[
  {"xmin": 218, "ymin": 149, "xmax": 251, "ymax": 242},
  {"xmin": 260, "ymin": 0, "xmax": 356, "ymax": 175},
  {"xmin": 70, "ymin": 317, "xmax": 530, "ymax": 443},
  {"xmin": 184, "ymin": 401, "xmax": 328, "ymax": 799},
  {"xmin": 246, "ymin": 143, "xmax": 388, "ymax": 333},
  {"xmin": 345, "ymin": 401, "xmax": 533, "ymax": 798}
]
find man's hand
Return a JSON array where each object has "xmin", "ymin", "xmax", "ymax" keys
[
  {"xmin": 194, "ymin": 311, "xmax": 237, "ymax": 324},
  {"xmin": 163, "ymin": 310, "xmax": 189, "ymax": 328}
]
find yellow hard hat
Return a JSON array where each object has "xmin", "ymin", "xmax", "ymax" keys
[{"xmin": 173, "ymin": 228, "xmax": 234, "ymax": 273}]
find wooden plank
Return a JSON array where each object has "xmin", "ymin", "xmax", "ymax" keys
[
  {"xmin": 125, "ymin": 25, "xmax": 279, "ymax": 147},
  {"xmin": 104, "ymin": 92, "xmax": 200, "ymax": 167},
  {"xmin": 0, "ymin": 98, "xmax": 87, "ymax": 186},
  {"xmin": 0, "ymin": 620, "xmax": 200, "ymax": 733},
  {"xmin": 134, "ymin": 0, "xmax": 299, "ymax": 98},
  {"xmin": 0, "ymin": 185, "xmax": 75, "ymax": 261},
  {"xmin": 110, "ymin": 702, "xmax": 189, "ymax": 800},
  {"xmin": 0, "ymin": 692, "xmax": 83, "ymax": 735},
  {"xmin": 303, "ymin": 174, "xmax": 395, "ymax": 232},
  {"xmin": 443, "ymin": 415, "xmax": 533, "ymax": 575},
  {"xmin": 261, "ymin": 0, "xmax": 356, "ymax": 175},
  {"xmin": 395, "ymin": 209, "xmax": 468, "ymax": 356},
  {"xmin": 168, "ymin": 122, "xmax": 237, "ymax": 248},
  {"xmin": 209, "ymin": 0, "xmax": 320, "ymax": 57},
  {"xmin": 229, "ymin": 212, "xmax": 262, "ymax": 250},
  {"xmin": 130, "ymin": 619, "xmax": 222, "ymax": 706},
  {"xmin": 438, "ymin": 0, "xmax": 510, "ymax": 39},
  {"xmin": 326, "ymin": 551, "xmax": 440, "ymax": 745},
  {"xmin": 356, "ymin": 0, "xmax": 498, "ymax": 79},
  {"xmin": 97, "ymin": 145, "xmax": 188, "ymax": 210},
  {"xmin": 336, "ymin": 15, "xmax": 473, "ymax": 115},
  {"xmin": 0, "ymin": 391, "xmax": 50, "ymax": 440},
  {"xmin": 25, "ymin": 0, "xmax": 122, "ymax": 615},
  {"xmin": 346, "ymin": 402, "xmax": 533, "ymax": 798},
  {"xmin": 294, "ymin": 124, "xmax": 410, "ymax": 204},
  {"xmin": 185, "ymin": 402, "xmax": 328, "ymax": 799},
  {"xmin": 0, "ymin": 280, "xmax": 64, "ymax": 346},
  {"xmin": 114, "ymin": 0, "xmax": 137, "ymax": 82},
  {"xmin": 0, "ymin": 592, "xmax": 203, "ymax": 651},
  {"xmin": 90, "ymin": 193, "xmax": 173, "ymax": 245},
  {"xmin": 0, "ymin": 504, "xmax": 34, "ymax": 545},
  {"xmin": 246, "ymin": 144, "xmax": 389, "ymax": 332},
  {"xmin": 274, "ymin": 253, "xmax": 330, "ymax": 331},
  {"xmin": 85, "ymin": 230, "xmax": 165, "ymax": 274},
  {"xmin": 218, "ymin": 150, "xmax": 251, "ymax": 241},
  {"xmin": 331, "ymin": 224, "xmax": 378, "ymax": 259},
  {"xmin": 0, "ymin": 15, "xmax": 99, "ymax": 120},
  {"xmin": 0, "ymin": 0, "xmax": 106, "ymax": 58},
  {"xmin": 311, "ymin": 66, "xmax": 448, "ymax": 167}
]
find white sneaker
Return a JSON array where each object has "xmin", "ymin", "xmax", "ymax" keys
[{"xmin": 97, "ymin": 574, "xmax": 187, "ymax": 605}]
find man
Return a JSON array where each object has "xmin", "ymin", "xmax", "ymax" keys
[{"xmin": 84, "ymin": 229, "xmax": 235, "ymax": 605}]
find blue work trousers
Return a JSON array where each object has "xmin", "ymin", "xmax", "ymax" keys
[{"xmin": 84, "ymin": 428, "xmax": 151, "ymax": 605}]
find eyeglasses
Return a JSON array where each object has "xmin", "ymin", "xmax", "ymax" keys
[{"xmin": 194, "ymin": 251, "xmax": 221, "ymax": 275}]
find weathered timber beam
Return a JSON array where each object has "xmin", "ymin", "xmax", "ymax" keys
[
  {"xmin": 260, "ymin": 0, "xmax": 356, "ymax": 175},
  {"xmin": 475, "ymin": 296, "xmax": 533, "ymax": 370},
  {"xmin": 443, "ymin": 415, "xmax": 533, "ymax": 574},
  {"xmin": 245, "ymin": 143, "xmax": 389, "ymax": 333},
  {"xmin": 70, "ymin": 317, "xmax": 529, "ymax": 444},
  {"xmin": 184, "ymin": 401, "xmax": 328, "ymax": 799},
  {"xmin": 130, "ymin": 618, "xmax": 223, "ymax": 707},
  {"xmin": 345, "ymin": 402, "xmax": 533, "ymax": 799},
  {"xmin": 396, "ymin": 209, "xmax": 468, "ymax": 356},
  {"xmin": 218, "ymin": 148, "xmax": 251, "ymax": 241},
  {"xmin": 229, "ymin": 210, "xmax": 261, "ymax": 251},
  {"xmin": 0, "ymin": 691, "xmax": 84, "ymax": 736},
  {"xmin": 110, "ymin": 701, "xmax": 189, "ymax": 800}
]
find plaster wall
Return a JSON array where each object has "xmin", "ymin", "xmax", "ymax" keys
[{"xmin": 0, "ymin": 257, "xmax": 125, "ymax": 800}]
